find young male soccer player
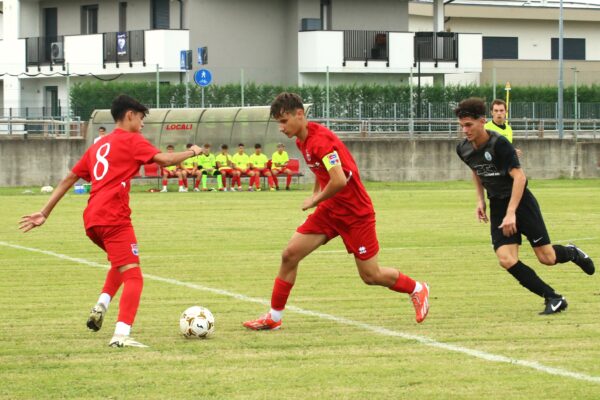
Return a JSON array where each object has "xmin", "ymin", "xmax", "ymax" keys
[
  {"xmin": 271, "ymin": 142, "xmax": 293, "ymax": 190},
  {"xmin": 19, "ymin": 95, "xmax": 203, "ymax": 347},
  {"xmin": 216, "ymin": 144, "xmax": 234, "ymax": 191},
  {"xmin": 243, "ymin": 93, "xmax": 430, "ymax": 330},
  {"xmin": 455, "ymin": 98, "xmax": 594, "ymax": 315},
  {"xmin": 231, "ymin": 143, "xmax": 251, "ymax": 191},
  {"xmin": 160, "ymin": 145, "xmax": 184, "ymax": 192},
  {"xmin": 248, "ymin": 143, "xmax": 273, "ymax": 191},
  {"xmin": 181, "ymin": 143, "xmax": 201, "ymax": 192},
  {"xmin": 197, "ymin": 143, "xmax": 223, "ymax": 191}
]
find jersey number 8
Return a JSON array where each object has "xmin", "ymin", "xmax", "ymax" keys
[{"xmin": 93, "ymin": 143, "xmax": 111, "ymax": 181}]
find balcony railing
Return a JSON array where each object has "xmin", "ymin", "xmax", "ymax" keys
[
  {"xmin": 343, "ymin": 30, "xmax": 389, "ymax": 67},
  {"xmin": 414, "ymin": 32, "xmax": 458, "ymax": 67},
  {"xmin": 25, "ymin": 36, "xmax": 65, "ymax": 69},
  {"xmin": 103, "ymin": 30, "xmax": 145, "ymax": 68}
]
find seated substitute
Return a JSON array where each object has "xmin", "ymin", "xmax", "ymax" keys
[
  {"xmin": 160, "ymin": 145, "xmax": 184, "ymax": 192},
  {"xmin": 216, "ymin": 144, "xmax": 234, "ymax": 191},
  {"xmin": 197, "ymin": 143, "xmax": 223, "ymax": 191},
  {"xmin": 181, "ymin": 143, "xmax": 201, "ymax": 192},
  {"xmin": 231, "ymin": 143, "xmax": 251, "ymax": 192},
  {"xmin": 249, "ymin": 143, "xmax": 274, "ymax": 191},
  {"xmin": 271, "ymin": 142, "xmax": 293, "ymax": 191}
]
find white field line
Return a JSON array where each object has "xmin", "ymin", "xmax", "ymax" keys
[{"xmin": 1, "ymin": 240, "xmax": 599, "ymax": 385}]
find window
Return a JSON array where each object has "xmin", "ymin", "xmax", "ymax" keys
[
  {"xmin": 119, "ymin": 2, "xmax": 127, "ymax": 33},
  {"xmin": 152, "ymin": 0, "xmax": 170, "ymax": 29},
  {"xmin": 81, "ymin": 5, "xmax": 99, "ymax": 34},
  {"xmin": 551, "ymin": 38, "xmax": 585, "ymax": 60},
  {"xmin": 482, "ymin": 37, "xmax": 518, "ymax": 59}
]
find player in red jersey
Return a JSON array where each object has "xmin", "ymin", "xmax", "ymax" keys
[
  {"xmin": 19, "ymin": 95, "xmax": 203, "ymax": 348},
  {"xmin": 243, "ymin": 93, "xmax": 430, "ymax": 331}
]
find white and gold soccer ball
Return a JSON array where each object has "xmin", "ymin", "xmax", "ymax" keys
[
  {"xmin": 179, "ymin": 306, "xmax": 215, "ymax": 339},
  {"xmin": 40, "ymin": 185, "xmax": 54, "ymax": 194}
]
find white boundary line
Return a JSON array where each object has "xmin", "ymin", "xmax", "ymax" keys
[{"xmin": 1, "ymin": 240, "xmax": 599, "ymax": 385}]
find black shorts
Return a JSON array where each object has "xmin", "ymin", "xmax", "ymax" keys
[{"xmin": 489, "ymin": 189, "xmax": 551, "ymax": 251}]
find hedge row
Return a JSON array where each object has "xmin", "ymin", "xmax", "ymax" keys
[{"xmin": 71, "ymin": 81, "xmax": 600, "ymax": 120}]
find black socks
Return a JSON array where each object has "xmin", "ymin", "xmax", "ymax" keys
[{"xmin": 507, "ymin": 261, "xmax": 558, "ymax": 299}]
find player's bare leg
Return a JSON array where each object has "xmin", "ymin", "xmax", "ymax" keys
[
  {"xmin": 355, "ymin": 255, "xmax": 429, "ymax": 323},
  {"xmin": 243, "ymin": 233, "xmax": 327, "ymax": 330}
]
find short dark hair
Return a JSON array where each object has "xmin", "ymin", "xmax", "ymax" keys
[
  {"xmin": 98, "ymin": 126, "xmax": 106, "ymax": 132},
  {"xmin": 110, "ymin": 94, "xmax": 149, "ymax": 122},
  {"xmin": 254, "ymin": 143, "xmax": 262, "ymax": 149},
  {"xmin": 238, "ymin": 143, "xmax": 244, "ymax": 147},
  {"xmin": 186, "ymin": 143, "xmax": 193, "ymax": 149},
  {"xmin": 270, "ymin": 92, "xmax": 304, "ymax": 119},
  {"xmin": 166, "ymin": 144, "xmax": 175, "ymax": 150},
  {"xmin": 203, "ymin": 143, "xmax": 211, "ymax": 148},
  {"xmin": 454, "ymin": 98, "xmax": 487, "ymax": 119},
  {"xmin": 490, "ymin": 99, "xmax": 507, "ymax": 111},
  {"xmin": 221, "ymin": 144, "xmax": 228, "ymax": 150}
]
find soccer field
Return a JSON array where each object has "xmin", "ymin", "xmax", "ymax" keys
[{"xmin": 1, "ymin": 180, "xmax": 599, "ymax": 399}]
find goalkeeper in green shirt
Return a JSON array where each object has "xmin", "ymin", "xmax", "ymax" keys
[{"xmin": 197, "ymin": 143, "xmax": 223, "ymax": 191}]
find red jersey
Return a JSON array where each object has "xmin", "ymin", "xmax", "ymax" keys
[
  {"xmin": 297, "ymin": 122, "xmax": 373, "ymax": 217},
  {"xmin": 72, "ymin": 128, "xmax": 160, "ymax": 229}
]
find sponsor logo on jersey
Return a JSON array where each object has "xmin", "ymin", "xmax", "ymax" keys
[
  {"xmin": 484, "ymin": 151, "xmax": 492, "ymax": 161},
  {"xmin": 131, "ymin": 243, "xmax": 139, "ymax": 256}
]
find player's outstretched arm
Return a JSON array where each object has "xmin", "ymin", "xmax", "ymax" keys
[
  {"xmin": 302, "ymin": 165, "xmax": 346, "ymax": 211},
  {"xmin": 153, "ymin": 145, "xmax": 202, "ymax": 167},
  {"xmin": 19, "ymin": 172, "xmax": 80, "ymax": 233}
]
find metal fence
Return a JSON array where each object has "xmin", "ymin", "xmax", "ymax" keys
[
  {"xmin": 343, "ymin": 30, "xmax": 389, "ymax": 66},
  {"xmin": 103, "ymin": 30, "xmax": 145, "ymax": 67},
  {"xmin": 25, "ymin": 36, "xmax": 65, "ymax": 68}
]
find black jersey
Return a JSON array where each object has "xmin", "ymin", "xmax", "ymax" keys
[{"xmin": 456, "ymin": 130, "xmax": 523, "ymax": 199}]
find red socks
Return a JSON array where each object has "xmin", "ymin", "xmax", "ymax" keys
[
  {"xmin": 162, "ymin": 178, "xmax": 167, "ymax": 186},
  {"xmin": 118, "ymin": 267, "xmax": 143, "ymax": 325},
  {"xmin": 101, "ymin": 268, "xmax": 123, "ymax": 297},
  {"xmin": 286, "ymin": 174, "xmax": 292, "ymax": 187},
  {"xmin": 271, "ymin": 277, "xmax": 294, "ymax": 311},
  {"xmin": 389, "ymin": 272, "xmax": 416, "ymax": 294}
]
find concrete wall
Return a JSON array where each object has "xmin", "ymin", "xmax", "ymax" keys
[{"xmin": 1, "ymin": 136, "xmax": 598, "ymax": 186}]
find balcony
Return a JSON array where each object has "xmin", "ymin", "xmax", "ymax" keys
[
  {"xmin": 298, "ymin": 30, "xmax": 481, "ymax": 75},
  {"xmin": 22, "ymin": 29, "xmax": 189, "ymax": 74}
]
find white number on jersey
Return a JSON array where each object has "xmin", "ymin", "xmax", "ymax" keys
[{"xmin": 93, "ymin": 143, "xmax": 111, "ymax": 180}]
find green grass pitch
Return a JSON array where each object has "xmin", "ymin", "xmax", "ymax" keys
[{"xmin": 1, "ymin": 180, "xmax": 599, "ymax": 399}]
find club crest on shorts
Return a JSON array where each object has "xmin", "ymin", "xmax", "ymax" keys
[
  {"xmin": 131, "ymin": 243, "xmax": 139, "ymax": 256},
  {"xmin": 484, "ymin": 151, "xmax": 492, "ymax": 161},
  {"xmin": 358, "ymin": 246, "xmax": 367, "ymax": 255}
]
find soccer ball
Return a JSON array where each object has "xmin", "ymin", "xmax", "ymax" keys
[
  {"xmin": 179, "ymin": 306, "xmax": 215, "ymax": 338},
  {"xmin": 40, "ymin": 185, "xmax": 54, "ymax": 193}
]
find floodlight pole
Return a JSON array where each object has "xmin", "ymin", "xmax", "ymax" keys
[
  {"xmin": 241, "ymin": 68, "xmax": 245, "ymax": 107},
  {"xmin": 557, "ymin": 0, "xmax": 564, "ymax": 139},
  {"xmin": 66, "ymin": 62, "xmax": 71, "ymax": 137},
  {"xmin": 156, "ymin": 64, "xmax": 160, "ymax": 108},
  {"xmin": 326, "ymin": 65, "xmax": 330, "ymax": 128}
]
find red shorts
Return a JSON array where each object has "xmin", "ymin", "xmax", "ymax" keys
[
  {"xmin": 272, "ymin": 167, "xmax": 291, "ymax": 174},
  {"xmin": 219, "ymin": 168, "xmax": 233, "ymax": 176},
  {"xmin": 297, "ymin": 206, "xmax": 379, "ymax": 260},
  {"xmin": 86, "ymin": 224, "xmax": 140, "ymax": 268},
  {"xmin": 162, "ymin": 169, "xmax": 178, "ymax": 177},
  {"xmin": 234, "ymin": 168, "xmax": 249, "ymax": 174},
  {"xmin": 253, "ymin": 168, "xmax": 270, "ymax": 175}
]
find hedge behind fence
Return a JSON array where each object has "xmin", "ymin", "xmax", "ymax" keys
[{"xmin": 71, "ymin": 81, "xmax": 600, "ymax": 120}]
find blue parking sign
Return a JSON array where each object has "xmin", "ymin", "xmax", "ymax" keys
[{"xmin": 194, "ymin": 69, "xmax": 212, "ymax": 87}]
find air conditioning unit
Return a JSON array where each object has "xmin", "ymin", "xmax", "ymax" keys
[{"xmin": 50, "ymin": 42, "xmax": 64, "ymax": 62}]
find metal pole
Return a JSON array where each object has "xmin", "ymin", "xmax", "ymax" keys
[
  {"xmin": 201, "ymin": 87, "xmax": 205, "ymax": 108},
  {"xmin": 66, "ymin": 62, "xmax": 71, "ymax": 137},
  {"xmin": 492, "ymin": 67, "xmax": 496, "ymax": 100},
  {"xmin": 156, "ymin": 64, "xmax": 160, "ymax": 108},
  {"xmin": 573, "ymin": 68, "xmax": 578, "ymax": 135},
  {"xmin": 241, "ymin": 68, "xmax": 244, "ymax": 107},
  {"xmin": 417, "ymin": 44, "xmax": 422, "ymax": 119},
  {"xmin": 185, "ymin": 70, "xmax": 190, "ymax": 108},
  {"xmin": 409, "ymin": 66, "xmax": 414, "ymax": 137},
  {"xmin": 558, "ymin": 0, "xmax": 564, "ymax": 138},
  {"xmin": 326, "ymin": 65, "xmax": 330, "ymax": 128}
]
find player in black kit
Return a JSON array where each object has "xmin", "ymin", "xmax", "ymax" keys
[{"xmin": 455, "ymin": 98, "xmax": 595, "ymax": 315}]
